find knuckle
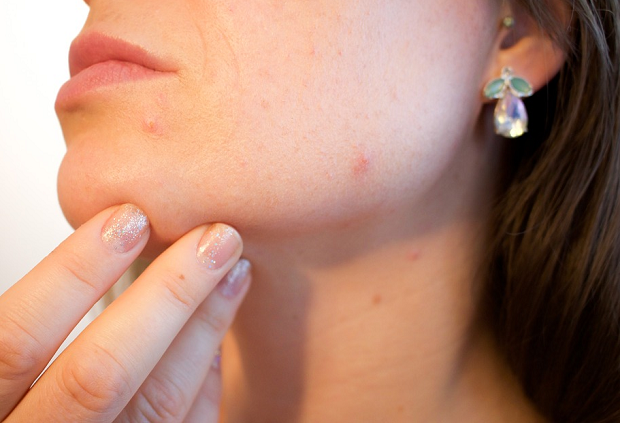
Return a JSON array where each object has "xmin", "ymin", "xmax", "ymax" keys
[
  {"xmin": 57, "ymin": 343, "xmax": 132, "ymax": 415},
  {"xmin": 131, "ymin": 376, "xmax": 188, "ymax": 422},
  {"xmin": 0, "ymin": 314, "xmax": 42, "ymax": 381},
  {"xmin": 159, "ymin": 273, "xmax": 199, "ymax": 313},
  {"xmin": 51, "ymin": 250, "xmax": 101, "ymax": 294},
  {"xmin": 194, "ymin": 305, "xmax": 231, "ymax": 337}
]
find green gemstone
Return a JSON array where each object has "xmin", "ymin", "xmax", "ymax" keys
[
  {"xmin": 510, "ymin": 77, "xmax": 533, "ymax": 97},
  {"xmin": 483, "ymin": 78, "xmax": 506, "ymax": 99}
]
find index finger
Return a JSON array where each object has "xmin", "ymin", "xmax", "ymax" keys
[{"xmin": 0, "ymin": 204, "xmax": 149, "ymax": 419}]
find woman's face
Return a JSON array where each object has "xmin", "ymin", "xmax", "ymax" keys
[{"xmin": 57, "ymin": 0, "xmax": 500, "ymax": 256}]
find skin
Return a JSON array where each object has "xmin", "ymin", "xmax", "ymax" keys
[{"xmin": 2, "ymin": 0, "xmax": 567, "ymax": 421}]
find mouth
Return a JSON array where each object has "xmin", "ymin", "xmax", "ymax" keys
[{"xmin": 56, "ymin": 32, "xmax": 178, "ymax": 108}]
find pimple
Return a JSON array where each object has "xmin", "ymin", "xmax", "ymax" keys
[
  {"xmin": 142, "ymin": 116, "xmax": 165, "ymax": 136},
  {"xmin": 352, "ymin": 150, "xmax": 371, "ymax": 177}
]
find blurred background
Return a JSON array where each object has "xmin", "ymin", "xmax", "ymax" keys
[{"xmin": 0, "ymin": 1, "xmax": 88, "ymax": 292}]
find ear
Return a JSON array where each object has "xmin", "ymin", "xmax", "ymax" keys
[{"xmin": 482, "ymin": 2, "xmax": 568, "ymax": 102}]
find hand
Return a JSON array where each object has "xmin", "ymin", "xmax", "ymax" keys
[{"xmin": 0, "ymin": 204, "xmax": 251, "ymax": 422}]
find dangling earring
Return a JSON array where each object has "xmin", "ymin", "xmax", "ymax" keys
[{"xmin": 483, "ymin": 67, "xmax": 533, "ymax": 139}]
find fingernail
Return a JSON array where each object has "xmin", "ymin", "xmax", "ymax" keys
[
  {"xmin": 217, "ymin": 258, "xmax": 251, "ymax": 298},
  {"xmin": 101, "ymin": 204, "xmax": 149, "ymax": 253},
  {"xmin": 196, "ymin": 224, "xmax": 242, "ymax": 270}
]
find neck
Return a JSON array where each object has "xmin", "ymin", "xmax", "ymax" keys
[{"xmin": 219, "ymin": 137, "xmax": 544, "ymax": 422}]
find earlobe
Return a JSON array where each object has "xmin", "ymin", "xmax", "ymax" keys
[
  {"xmin": 480, "ymin": 6, "xmax": 568, "ymax": 139},
  {"xmin": 483, "ymin": 9, "xmax": 567, "ymax": 102}
]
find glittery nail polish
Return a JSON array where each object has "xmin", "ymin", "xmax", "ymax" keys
[
  {"xmin": 196, "ymin": 224, "xmax": 242, "ymax": 270},
  {"xmin": 101, "ymin": 204, "xmax": 149, "ymax": 253},
  {"xmin": 217, "ymin": 258, "xmax": 251, "ymax": 298}
]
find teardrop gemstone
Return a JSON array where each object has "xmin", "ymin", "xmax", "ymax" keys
[{"xmin": 494, "ymin": 90, "xmax": 528, "ymax": 138}]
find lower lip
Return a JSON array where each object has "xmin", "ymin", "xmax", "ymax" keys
[{"xmin": 56, "ymin": 60, "xmax": 173, "ymax": 108}]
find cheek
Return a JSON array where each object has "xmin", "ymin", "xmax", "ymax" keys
[
  {"xmin": 57, "ymin": 0, "xmax": 495, "ymax": 257},
  {"xmin": 352, "ymin": 148, "xmax": 372, "ymax": 178}
]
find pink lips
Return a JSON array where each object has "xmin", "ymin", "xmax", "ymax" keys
[{"xmin": 56, "ymin": 32, "xmax": 176, "ymax": 107}]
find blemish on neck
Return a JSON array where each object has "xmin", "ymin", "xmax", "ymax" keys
[{"xmin": 407, "ymin": 249, "xmax": 421, "ymax": 262}]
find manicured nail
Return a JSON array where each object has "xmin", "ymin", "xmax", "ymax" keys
[
  {"xmin": 101, "ymin": 204, "xmax": 149, "ymax": 253},
  {"xmin": 196, "ymin": 224, "xmax": 242, "ymax": 270},
  {"xmin": 217, "ymin": 258, "xmax": 251, "ymax": 298}
]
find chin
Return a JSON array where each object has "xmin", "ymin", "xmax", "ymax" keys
[
  {"xmin": 57, "ymin": 149, "xmax": 196, "ymax": 259},
  {"xmin": 57, "ymin": 129, "xmax": 393, "ymax": 262}
]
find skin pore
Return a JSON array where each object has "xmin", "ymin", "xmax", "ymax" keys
[{"xmin": 56, "ymin": 0, "xmax": 564, "ymax": 421}]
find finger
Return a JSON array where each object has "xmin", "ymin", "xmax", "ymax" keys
[
  {"xmin": 0, "ymin": 204, "xmax": 149, "ymax": 420},
  {"xmin": 115, "ymin": 260, "xmax": 250, "ymax": 423},
  {"xmin": 7, "ymin": 224, "xmax": 243, "ymax": 423},
  {"xmin": 183, "ymin": 357, "xmax": 224, "ymax": 423}
]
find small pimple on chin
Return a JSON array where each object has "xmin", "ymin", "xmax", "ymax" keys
[{"xmin": 141, "ymin": 115, "xmax": 165, "ymax": 136}]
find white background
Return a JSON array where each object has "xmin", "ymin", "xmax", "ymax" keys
[{"xmin": 0, "ymin": 1, "xmax": 89, "ymax": 291}]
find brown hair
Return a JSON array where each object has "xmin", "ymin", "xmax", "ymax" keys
[{"xmin": 486, "ymin": 0, "xmax": 620, "ymax": 422}]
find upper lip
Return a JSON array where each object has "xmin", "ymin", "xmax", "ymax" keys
[{"xmin": 69, "ymin": 32, "xmax": 177, "ymax": 77}]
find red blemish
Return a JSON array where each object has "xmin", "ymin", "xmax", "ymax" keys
[
  {"xmin": 407, "ymin": 250, "xmax": 421, "ymax": 262},
  {"xmin": 352, "ymin": 151, "xmax": 371, "ymax": 177},
  {"xmin": 142, "ymin": 115, "xmax": 165, "ymax": 136},
  {"xmin": 372, "ymin": 294, "xmax": 382, "ymax": 305}
]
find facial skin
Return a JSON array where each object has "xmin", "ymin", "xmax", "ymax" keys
[
  {"xmin": 57, "ymin": 0, "xmax": 500, "ymax": 258},
  {"xmin": 56, "ymin": 1, "xmax": 570, "ymax": 420}
]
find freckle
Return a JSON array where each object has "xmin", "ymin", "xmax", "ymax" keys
[
  {"xmin": 352, "ymin": 151, "xmax": 371, "ymax": 177},
  {"xmin": 261, "ymin": 98, "xmax": 270, "ymax": 109},
  {"xmin": 372, "ymin": 294, "xmax": 382, "ymax": 305},
  {"xmin": 179, "ymin": 274, "xmax": 185, "ymax": 280}
]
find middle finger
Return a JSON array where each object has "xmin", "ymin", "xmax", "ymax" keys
[{"xmin": 115, "ymin": 259, "xmax": 251, "ymax": 422}]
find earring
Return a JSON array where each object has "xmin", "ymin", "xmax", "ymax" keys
[
  {"xmin": 483, "ymin": 67, "xmax": 533, "ymax": 138},
  {"xmin": 502, "ymin": 16, "xmax": 515, "ymax": 29}
]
